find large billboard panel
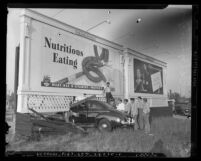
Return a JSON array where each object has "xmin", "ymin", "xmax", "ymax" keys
[
  {"xmin": 39, "ymin": 25, "xmax": 122, "ymax": 94},
  {"xmin": 134, "ymin": 58, "xmax": 163, "ymax": 94}
]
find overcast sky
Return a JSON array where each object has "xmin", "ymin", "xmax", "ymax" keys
[{"xmin": 6, "ymin": 7, "xmax": 192, "ymax": 97}]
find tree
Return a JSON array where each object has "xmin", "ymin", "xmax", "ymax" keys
[
  {"xmin": 168, "ymin": 90, "xmax": 182, "ymax": 102},
  {"xmin": 8, "ymin": 92, "xmax": 15, "ymax": 103},
  {"xmin": 7, "ymin": 92, "xmax": 15, "ymax": 109},
  {"xmin": 173, "ymin": 92, "xmax": 181, "ymax": 102}
]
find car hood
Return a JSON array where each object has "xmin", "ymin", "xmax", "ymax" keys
[{"xmin": 101, "ymin": 108, "xmax": 128, "ymax": 120}]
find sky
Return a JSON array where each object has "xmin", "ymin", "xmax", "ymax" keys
[
  {"xmin": 84, "ymin": 7, "xmax": 192, "ymax": 98},
  {"xmin": 6, "ymin": 9, "xmax": 21, "ymax": 95},
  {"xmin": 6, "ymin": 7, "xmax": 192, "ymax": 97},
  {"xmin": 132, "ymin": 9, "xmax": 192, "ymax": 97}
]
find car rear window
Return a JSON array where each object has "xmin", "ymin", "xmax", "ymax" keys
[
  {"xmin": 98, "ymin": 101, "xmax": 114, "ymax": 109},
  {"xmin": 87, "ymin": 101, "xmax": 110, "ymax": 110}
]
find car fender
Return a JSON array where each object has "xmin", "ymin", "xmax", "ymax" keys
[{"xmin": 95, "ymin": 113, "xmax": 121, "ymax": 125}]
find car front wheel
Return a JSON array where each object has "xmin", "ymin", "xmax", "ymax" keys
[{"xmin": 98, "ymin": 119, "xmax": 112, "ymax": 132}]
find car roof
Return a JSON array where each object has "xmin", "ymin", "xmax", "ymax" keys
[
  {"xmin": 87, "ymin": 100, "xmax": 115, "ymax": 109},
  {"xmin": 70, "ymin": 95, "xmax": 96, "ymax": 108},
  {"xmin": 71, "ymin": 98, "xmax": 112, "ymax": 110}
]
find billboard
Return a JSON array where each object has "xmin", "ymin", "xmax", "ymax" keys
[
  {"xmin": 40, "ymin": 25, "xmax": 122, "ymax": 92},
  {"xmin": 134, "ymin": 58, "xmax": 163, "ymax": 94}
]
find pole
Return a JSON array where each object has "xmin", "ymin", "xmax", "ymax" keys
[
  {"xmin": 86, "ymin": 20, "xmax": 110, "ymax": 32},
  {"xmin": 11, "ymin": 45, "xmax": 20, "ymax": 141}
]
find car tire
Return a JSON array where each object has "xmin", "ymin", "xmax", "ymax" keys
[{"xmin": 98, "ymin": 119, "xmax": 112, "ymax": 132}]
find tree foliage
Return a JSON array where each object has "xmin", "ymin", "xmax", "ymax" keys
[
  {"xmin": 168, "ymin": 90, "xmax": 190, "ymax": 103},
  {"xmin": 7, "ymin": 92, "xmax": 15, "ymax": 108}
]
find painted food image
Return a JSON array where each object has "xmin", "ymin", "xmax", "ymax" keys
[{"xmin": 53, "ymin": 45, "xmax": 109, "ymax": 84}]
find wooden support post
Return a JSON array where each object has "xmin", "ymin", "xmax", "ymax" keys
[
  {"xmin": 11, "ymin": 45, "xmax": 20, "ymax": 142},
  {"xmin": 64, "ymin": 111, "xmax": 70, "ymax": 123}
]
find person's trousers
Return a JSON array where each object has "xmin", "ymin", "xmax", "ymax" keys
[
  {"xmin": 142, "ymin": 113, "xmax": 150, "ymax": 133},
  {"xmin": 106, "ymin": 92, "xmax": 112, "ymax": 103},
  {"xmin": 133, "ymin": 115, "xmax": 139, "ymax": 130},
  {"xmin": 138, "ymin": 109, "xmax": 144, "ymax": 130}
]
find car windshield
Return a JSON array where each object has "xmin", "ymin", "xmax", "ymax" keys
[{"xmin": 96, "ymin": 101, "xmax": 115, "ymax": 110}]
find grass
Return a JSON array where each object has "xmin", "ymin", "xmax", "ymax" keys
[{"xmin": 6, "ymin": 116, "xmax": 191, "ymax": 157}]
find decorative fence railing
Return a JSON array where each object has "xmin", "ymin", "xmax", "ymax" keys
[
  {"xmin": 26, "ymin": 94, "xmax": 106, "ymax": 113},
  {"xmin": 27, "ymin": 94, "xmax": 73, "ymax": 113}
]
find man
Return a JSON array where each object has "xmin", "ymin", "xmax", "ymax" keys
[
  {"xmin": 136, "ymin": 96, "xmax": 144, "ymax": 130},
  {"xmin": 129, "ymin": 98, "xmax": 139, "ymax": 130},
  {"xmin": 103, "ymin": 82, "xmax": 113, "ymax": 103},
  {"xmin": 109, "ymin": 98, "xmax": 117, "ymax": 109},
  {"xmin": 116, "ymin": 98, "xmax": 125, "ymax": 112},
  {"xmin": 124, "ymin": 99, "xmax": 129, "ymax": 114},
  {"xmin": 142, "ymin": 98, "xmax": 152, "ymax": 134}
]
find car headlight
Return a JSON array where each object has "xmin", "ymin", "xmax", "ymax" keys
[
  {"xmin": 116, "ymin": 118, "xmax": 121, "ymax": 123},
  {"xmin": 72, "ymin": 112, "xmax": 79, "ymax": 117}
]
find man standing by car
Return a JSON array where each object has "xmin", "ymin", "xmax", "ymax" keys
[
  {"xmin": 116, "ymin": 98, "xmax": 125, "ymax": 112},
  {"xmin": 142, "ymin": 98, "xmax": 151, "ymax": 134},
  {"xmin": 109, "ymin": 98, "xmax": 117, "ymax": 109},
  {"xmin": 124, "ymin": 99, "xmax": 129, "ymax": 114},
  {"xmin": 136, "ymin": 97, "xmax": 144, "ymax": 130},
  {"xmin": 130, "ymin": 98, "xmax": 139, "ymax": 130}
]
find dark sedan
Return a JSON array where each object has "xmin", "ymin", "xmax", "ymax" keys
[
  {"xmin": 174, "ymin": 102, "xmax": 191, "ymax": 118},
  {"xmin": 69, "ymin": 96, "xmax": 135, "ymax": 131}
]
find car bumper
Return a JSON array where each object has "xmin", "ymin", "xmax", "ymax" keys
[
  {"xmin": 111, "ymin": 118, "xmax": 135, "ymax": 128},
  {"xmin": 184, "ymin": 111, "xmax": 191, "ymax": 116}
]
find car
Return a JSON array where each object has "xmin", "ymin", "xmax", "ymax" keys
[
  {"xmin": 69, "ymin": 95, "xmax": 135, "ymax": 131},
  {"xmin": 183, "ymin": 108, "xmax": 191, "ymax": 118},
  {"xmin": 174, "ymin": 102, "xmax": 191, "ymax": 118}
]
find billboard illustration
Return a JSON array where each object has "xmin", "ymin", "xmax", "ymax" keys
[
  {"xmin": 134, "ymin": 58, "xmax": 163, "ymax": 94},
  {"xmin": 40, "ymin": 26, "xmax": 120, "ymax": 91}
]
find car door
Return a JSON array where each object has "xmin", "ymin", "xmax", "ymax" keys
[
  {"xmin": 86, "ymin": 101, "xmax": 107, "ymax": 124},
  {"xmin": 73, "ymin": 103, "xmax": 88, "ymax": 124}
]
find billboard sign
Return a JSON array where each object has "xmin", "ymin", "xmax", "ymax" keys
[
  {"xmin": 134, "ymin": 58, "xmax": 163, "ymax": 94},
  {"xmin": 151, "ymin": 71, "xmax": 162, "ymax": 92},
  {"xmin": 40, "ymin": 26, "xmax": 121, "ymax": 92}
]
